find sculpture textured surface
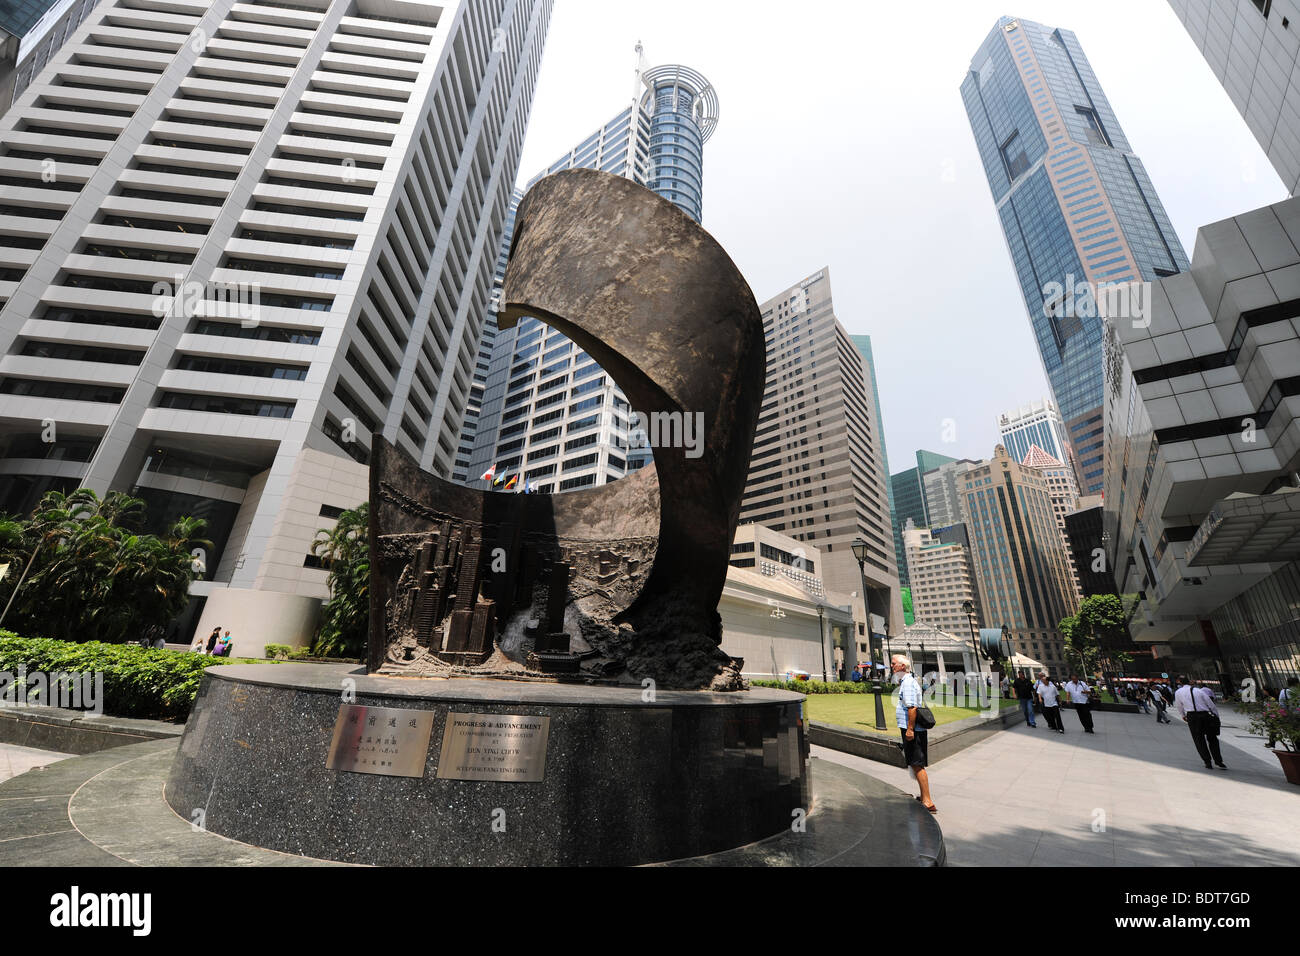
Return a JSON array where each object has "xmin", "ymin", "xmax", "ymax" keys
[{"xmin": 369, "ymin": 169, "xmax": 766, "ymax": 689}]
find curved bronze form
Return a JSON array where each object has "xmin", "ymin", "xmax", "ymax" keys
[{"xmin": 369, "ymin": 169, "xmax": 765, "ymax": 689}]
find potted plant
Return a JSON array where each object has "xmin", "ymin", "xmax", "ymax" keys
[{"xmin": 1247, "ymin": 699, "xmax": 1300, "ymax": 784}]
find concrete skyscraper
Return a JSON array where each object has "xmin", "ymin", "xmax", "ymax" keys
[
  {"xmin": 958, "ymin": 445, "xmax": 1079, "ymax": 672},
  {"xmin": 1168, "ymin": 0, "xmax": 1300, "ymax": 195},
  {"xmin": 0, "ymin": 0, "xmax": 554, "ymax": 644},
  {"xmin": 889, "ymin": 450, "xmax": 956, "ymax": 586},
  {"xmin": 460, "ymin": 48, "xmax": 719, "ymax": 493},
  {"xmin": 961, "ymin": 16, "xmax": 1191, "ymax": 497},
  {"xmin": 737, "ymin": 268, "xmax": 901, "ymax": 654}
]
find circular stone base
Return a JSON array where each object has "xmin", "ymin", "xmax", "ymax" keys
[{"xmin": 166, "ymin": 664, "xmax": 810, "ymax": 866}]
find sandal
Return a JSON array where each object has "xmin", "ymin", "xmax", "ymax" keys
[{"xmin": 923, "ymin": 803, "xmax": 938, "ymax": 813}]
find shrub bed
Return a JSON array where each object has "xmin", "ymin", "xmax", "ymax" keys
[
  {"xmin": 0, "ymin": 631, "xmax": 262, "ymax": 722},
  {"xmin": 751, "ymin": 679, "xmax": 884, "ymax": 695}
]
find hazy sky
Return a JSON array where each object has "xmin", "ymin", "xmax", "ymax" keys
[{"xmin": 514, "ymin": 0, "xmax": 1288, "ymax": 473}]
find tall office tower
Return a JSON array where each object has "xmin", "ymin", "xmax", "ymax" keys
[
  {"xmin": 0, "ymin": 0, "xmax": 554, "ymax": 642},
  {"xmin": 1021, "ymin": 443, "xmax": 1084, "ymax": 600},
  {"xmin": 0, "ymin": 0, "xmax": 99, "ymax": 110},
  {"xmin": 958, "ymin": 445, "xmax": 1079, "ymax": 673},
  {"xmin": 461, "ymin": 49, "xmax": 719, "ymax": 492},
  {"xmin": 961, "ymin": 16, "xmax": 1191, "ymax": 498},
  {"xmin": 451, "ymin": 186, "xmax": 521, "ymax": 482},
  {"xmin": 738, "ymin": 268, "xmax": 901, "ymax": 649},
  {"xmin": 850, "ymin": 334, "xmax": 896, "ymax": 576},
  {"xmin": 889, "ymin": 450, "xmax": 956, "ymax": 586},
  {"xmin": 922, "ymin": 456, "xmax": 983, "ymax": 530},
  {"xmin": 1169, "ymin": 0, "xmax": 1300, "ymax": 195},
  {"xmin": 998, "ymin": 397, "xmax": 1071, "ymax": 467},
  {"xmin": 903, "ymin": 522, "xmax": 983, "ymax": 636}
]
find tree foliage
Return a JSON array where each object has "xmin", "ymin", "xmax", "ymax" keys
[
  {"xmin": 311, "ymin": 502, "xmax": 369, "ymax": 660},
  {"xmin": 0, "ymin": 489, "xmax": 209, "ymax": 644}
]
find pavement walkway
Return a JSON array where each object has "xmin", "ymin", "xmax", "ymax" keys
[
  {"xmin": 0, "ymin": 742, "xmax": 70, "ymax": 785},
  {"xmin": 813, "ymin": 703, "xmax": 1300, "ymax": 867}
]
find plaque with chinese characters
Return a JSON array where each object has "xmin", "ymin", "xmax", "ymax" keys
[
  {"xmin": 436, "ymin": 712, "xmax": 551, "ymax": 782},
  {"xmin": 326, "ymin": 704, "xmax": 435, "ymax": 778}
]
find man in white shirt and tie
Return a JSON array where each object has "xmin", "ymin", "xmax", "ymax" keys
[{"xmin": 1174, "ymin": 675, "xmax": 1227, "ymax": 770}]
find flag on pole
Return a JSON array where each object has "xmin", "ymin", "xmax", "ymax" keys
[
  {"xmin": 504, "ymin": 475, "xmax": 519, "ymax": 490},
  {"xmin": 525, "ymin": 480, "xmax": 536, "ymax": 494},
  {"xmin": 493, "ymin": 472, "xmax": 507, "ymax": 487},
  {"xmin": 479, "ymin": 464, "xmax": 497, "ymax": 483}
]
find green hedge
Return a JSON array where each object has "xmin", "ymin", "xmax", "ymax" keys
[
  {"xmin": 0, "ymin": 631, "xmax": 261, "ymax": 722},
  {"xmin": 751, "ymin": 679, "xmax": 889, "ymax": 695}
]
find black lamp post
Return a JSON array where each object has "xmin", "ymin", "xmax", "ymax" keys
[
  {"xmin": 852, "ymin": 536, "xmax": 886, "ymax": 731},
  {"xmin": 962, "ymin": 599, "xmax": 983, "ymax": 704},
  {"xmin": 816, "ymin": 603, "xmax": 827, "ymax": 683}
]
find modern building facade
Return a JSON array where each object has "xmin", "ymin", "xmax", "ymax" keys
[
  {"xmin": 1102, "ymin": 192, "xmax": 1300, "ymax": 686},
  {"xmin": 959, "ymin": 444, "xmax": 1079, "ymax": 673},
  {"xmin": 903, "ymin": 521, "xmax": 983, "ymax": 637},
  {"xmin": 1169, "ymin": 0, "xmax": 1300, "ymax": 195},
  {"xmin": 999, "ymin": 397, "xmax": 1072, "ymax": 469},
  {"xmin": 0, "ymin": 0, "xmax": 554, "ymax": 645},
  {"xmin": 730, "ymin": 522, "xmax": 825, "ymax": 599},
  {"xmin": 0, "ymin": 0, "xmax": 99, "ymax": 110},
  {"xmin": 851, "ymin": 334, "xmax": 895, "ymax": 564},
  {"xmin": 889, "ymin": 449, "xmax": 956, "ymax": 587},
  {"xmin": 922, "ymin": 455, "xmax": 983, "ymax": 530},
  {"xmin": 738, "ymin": 267, "xmax": 902, "ymax": 653},
  {"xmin": 1022, "ymin": 443, "xmax": 1084, "ymax": 600},
  {"xmin": 961, "ymin": 16, "xmax": 1191, "ymax": 497},
  {"xmin": 459, "ymin": 49, "xmax": 718, "ymax": 493}
]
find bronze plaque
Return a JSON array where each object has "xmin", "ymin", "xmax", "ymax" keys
[
  {"xmin": 326, "ymin": 704, "xmax": 435, "ymax": 778},
  {"xmin": 436, "ymin": 712, "xmax": 551, "ymax": 782}
]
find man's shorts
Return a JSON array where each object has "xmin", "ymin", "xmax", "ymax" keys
[{"xmin": 900, "ymin": 729, "xmax": 928, "ymax": 768}]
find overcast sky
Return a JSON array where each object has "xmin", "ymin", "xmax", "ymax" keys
[{"xmin": 514, "ymin": 0, "xmax": 1288, "ymax": 474}]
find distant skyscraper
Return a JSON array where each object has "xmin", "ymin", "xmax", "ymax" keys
[
  {"xmin": 903, "ymin": 522, "xmax": 983, "ymax": 636},
  {"xmin": 1021, "ymin": 443, "xmax": 1084, "ymax": 600},
  {"xmin": 1168, "ymin": 0, "xmax": 1300, "ymax": 195},
  {"xmin": 0, "ymin": 0, "xmax": 554, "ymax": 642},
  {"xmin": 922, "ymin": 457, "xmax": 982, "ymax": 530},
  {"xmin": 739, "ymin": 268, "xmax": 901, "ymax": 647},
  {"xmin": 958, "ymin": 445, "xmax": 1079, "ymax": 672},
  {"xmin": 851, "ymin": 334, "xmax": 896, "ymax": 580},
  {"xmin": 460, "ymin": 47, "xmax": 719, "ymax": 492},
  {"xmin": 961, "ymin": 16, "xmax": 1190, "ymax": 497},
  {"xmin": 998, "ymin": 398, "xmax": 1071, "ymax": 468},
  {"xmin": 890, "ymin": 450, "xmax": 956, "ymax": 586}
]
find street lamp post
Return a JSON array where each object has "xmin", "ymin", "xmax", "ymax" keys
[
  {"xmin": 962, "ymin": 600, "xmax": 983, "ymax": 706},
  {"xmin": 816, "ymin": 603, "xmax": 827, "ymax": 683},
  {"xmin": 852, "ymin": 537, "xmax": 886, "ymax": 731}
]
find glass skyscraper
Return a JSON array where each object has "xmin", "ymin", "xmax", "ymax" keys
[
  {"xmin": 960, "ymin": 16, "xmax": 1190, "ymax": 496},
  {"xmin": 460, "ymin": 49, "xmax": 719, "ymax": 491}
]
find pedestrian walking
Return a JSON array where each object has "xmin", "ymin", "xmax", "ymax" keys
[
  {"xmin": 1036, "ymin": 671, "xmax": 1064, "ymax": 733},
  {"xmin": 1013, "ymin": 669, "xmax": 1037, "ymax": 728},
  {"xmin": 892, "ymin": 654, "xmax": 936, "ymax": 813},
  {"xmin": 1135, "ymin": 688, "xmax": 1150, "ymax": 714},
  {"xmin": 1174, "ymin": 675, "xmax": 1227, "ymax": 770},
  {"xmin": 1150, "ymin": 684, "xmax": 1172, "ymax": 723},
  {"xmin": 1064, "ymin": 674, "xmax": 1095, "ymax": 734}
]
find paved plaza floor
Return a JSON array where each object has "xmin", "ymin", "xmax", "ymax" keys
[
  {"xmin": 813, "ymin": 703, "xmax": 1300, "ymax": 867},
  {"xmin": 0, "ymin": 743, "xmax": 70, "ymax": 785}
]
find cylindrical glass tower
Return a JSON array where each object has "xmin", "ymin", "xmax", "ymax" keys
[{"xmin": 640, "ymin": 64, "xmax": 718, "ymax": 224}]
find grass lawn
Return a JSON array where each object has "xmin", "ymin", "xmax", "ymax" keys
[{"xmin": 805, "ymin": 693, "xmax": 1018, "ymax": 736}]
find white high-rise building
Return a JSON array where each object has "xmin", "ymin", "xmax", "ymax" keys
[
  {"xmin": 903, "ymin": 522, "xmax": 982, "ymax": 637},
  {"xmin": 0, "ymin": 0, "xmax": 554, "ymax": 646},
  {"xmin": 998, "ymin": 398, "xmax": 1073, "ymax": 477}
]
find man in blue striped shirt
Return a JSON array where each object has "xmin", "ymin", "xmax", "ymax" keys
[{"xmin": 893, "ymin": 654, "xmax": 936, "ymax": 813}]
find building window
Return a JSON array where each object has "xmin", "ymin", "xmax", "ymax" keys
[
  {"xmin": 1253, "ymin": 0, "xmax": 1272, "ymax": 17},
  {"xmin": 1001, "ymin": 131, "xmax": 1030, "ymax": 180},
  {"xmin": 1075, "ymin": 106, "xmax": 1111, "ymax": 147}
]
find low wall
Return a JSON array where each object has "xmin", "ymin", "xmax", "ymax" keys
[
  {"xmin": 810, "ymin": 703, "xmax": 1028, "ymax": 766},
  {"xmin": 0, "ymin": 704, "xmax": 182, "ymax": 755}
]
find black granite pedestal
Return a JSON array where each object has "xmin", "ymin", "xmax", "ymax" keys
[{"xmin": 165, "ymin": 664, "xmax": 809, "ymax": 867}]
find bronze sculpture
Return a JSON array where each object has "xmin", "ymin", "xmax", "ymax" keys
[{"xmin": 369, "ymin": 169, "xmax": 766, "ymax": 690}]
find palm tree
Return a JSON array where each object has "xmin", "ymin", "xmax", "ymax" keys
[{"xmin": 311, "ymin": 503, "xmax": 369, "ymax": 659}]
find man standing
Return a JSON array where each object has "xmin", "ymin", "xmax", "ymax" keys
[
  {"xmin": 1174, "ymin": 675, "xmax": 1227, "ymax": 770},
  {"xmin": 1013, "ymin": 670, "xmax": 1037, "ymax": 728},
  {"xmin": 892, "ymin": 654, "xmax": 936, "ymax": 813},
  {"xmin": 1064, "ymin": 674, "xmax": 1095, "ymax": 734},
  {"xmin": 1036, "ymin": 671, "xmax": 1064, "ymax": 734}
]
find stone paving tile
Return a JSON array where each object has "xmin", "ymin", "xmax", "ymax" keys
[
  {"xmin": 812, "ymin": 703, "xmax": 1300, "ymax": 867},
  {"xmin": 0, "ymin": 742, "xmax": 71, "ymax": 784}
]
